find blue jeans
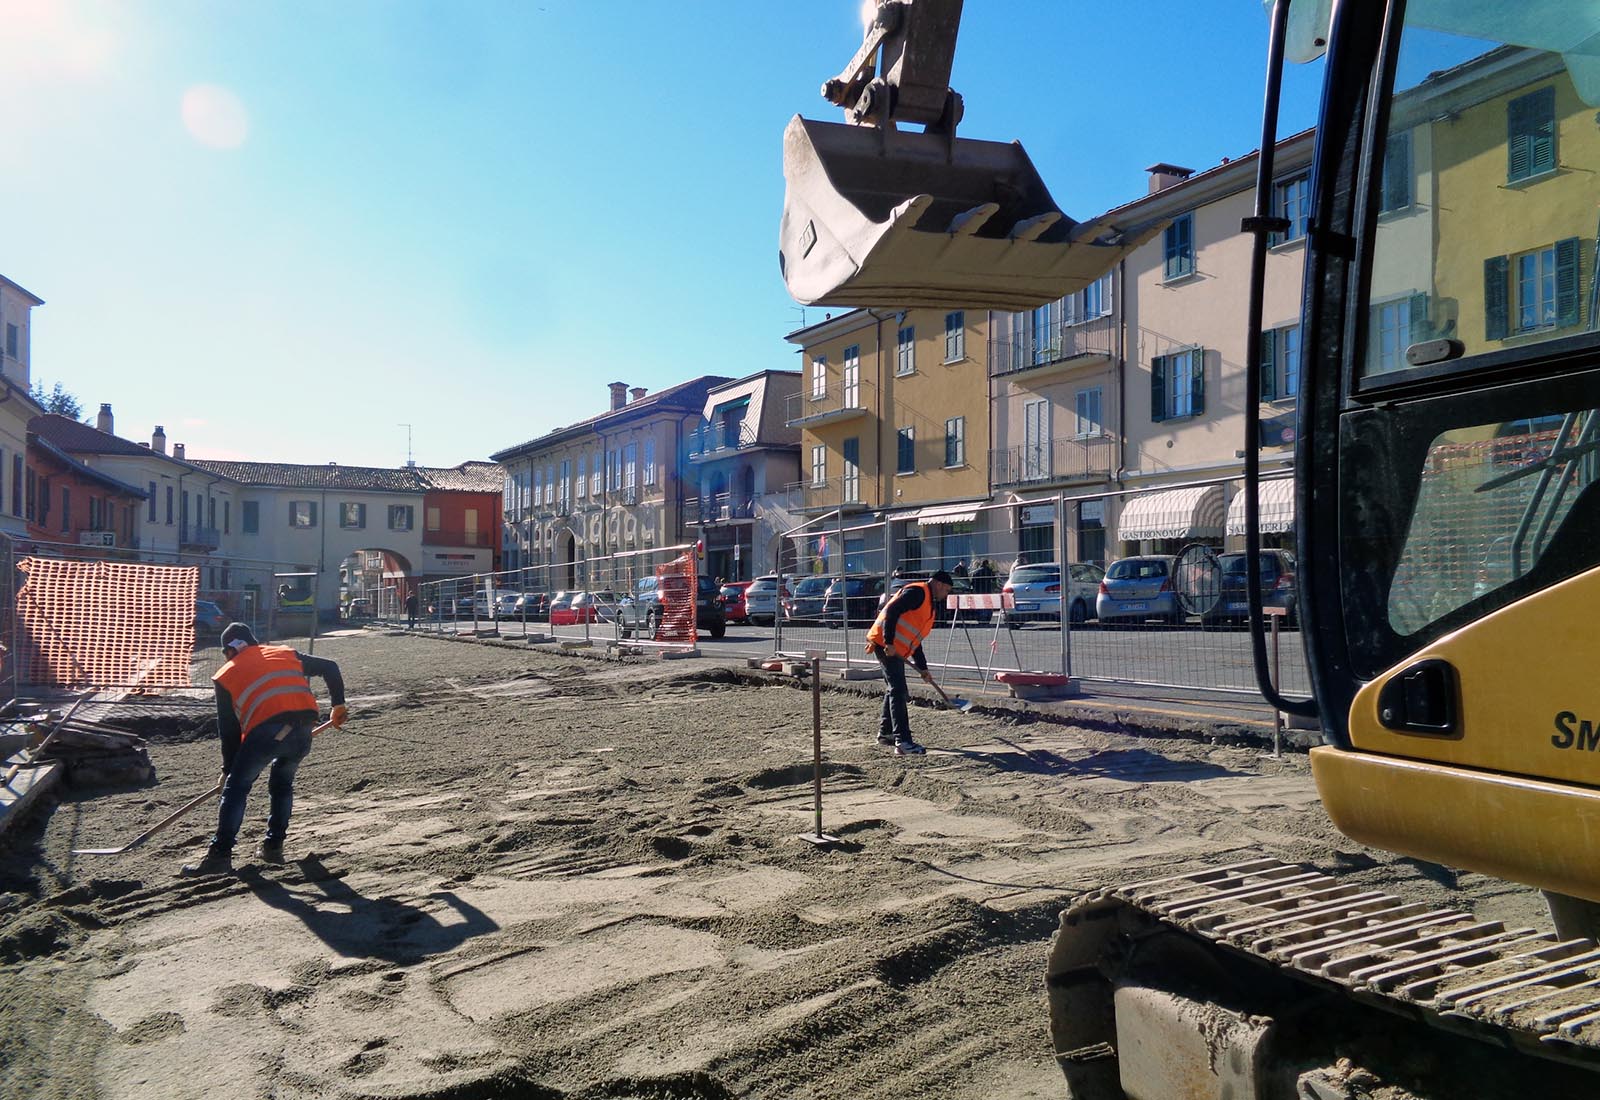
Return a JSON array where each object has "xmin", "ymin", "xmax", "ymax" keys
[
  {"xmin": 212, "ymin": 716, "xmax": 314, "ymax": 853},
  {"xmin": 875, "ymin": 648, "xmax": 912, "ymax": 744}
]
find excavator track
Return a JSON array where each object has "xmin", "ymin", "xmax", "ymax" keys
[{"xmin": 1048, "ymin": 858, "xmax": 1600, "ymax": 1098}]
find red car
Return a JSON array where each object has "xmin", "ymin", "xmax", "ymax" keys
[{"xmin": 720, "ymin": 582, "xmax": 751, "ymax": 624}]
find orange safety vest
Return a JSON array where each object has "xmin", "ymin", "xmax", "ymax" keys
[
  {"xmin": 867, "ymin": 582, "xmax": 936, "ymax": 660},
  {"xmin": 212, "ymin": 644, "xmax": 319, "ymax": 739}
]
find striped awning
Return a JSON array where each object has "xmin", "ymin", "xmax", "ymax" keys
[
  {"xmin": 1225, "ymin": 478, "xmax": 1296, "ymax": 536},
  {"xmin": 915, "ymin": 502, "xmax": 981, "ymax": 526},
  {"xmin": 1117, "ymin": 485, "xmax": 1225, "ymax": 542}
]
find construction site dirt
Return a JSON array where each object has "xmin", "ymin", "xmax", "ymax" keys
[{"xmin": 0, "ymin": 632, "xmax": 1545, "ymax": 1100}]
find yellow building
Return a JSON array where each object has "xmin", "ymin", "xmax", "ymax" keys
[{"xmin": 784, "ymin": 307, "xmax": 990, "ymax": 575}]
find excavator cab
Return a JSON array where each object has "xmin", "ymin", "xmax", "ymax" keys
[{"xmin": 778, "ymin": 0, "xmax": 1156, "ymax": 310}]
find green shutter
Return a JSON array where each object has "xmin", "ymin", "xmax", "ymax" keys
[
  {"xmin": 1556, "ymin": 237, "xmax": 1581, "ymax": 327},
  {"xmin": 1260, "ymin": 331, "xmax": 1277, "ymax": 402},
  {"xmin": 1408, "ymin": 292, "xmax": 1431, "ymax": 345},
  {"xmin": 1190, "ymin": 349, "xmax": 1206, "ymax": 415},
  {"xmin": 1151, "ymin": 356, "xmax": 1167, "ymax": 422},
  {"xmin": 1508, "ymin": 87, "xmax": 1556, "ymax": 182},
  {"xmin": 1484, "ymin": 255, "xmax": 1510, "ymax": 340}
]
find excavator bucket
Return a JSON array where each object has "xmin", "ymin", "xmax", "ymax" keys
[{"xmin": 779, "ymin": 115, "xmax": 1159, "ymax": 311}]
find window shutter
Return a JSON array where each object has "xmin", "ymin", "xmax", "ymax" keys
[
  {"xmin": 1484, "ymin": 256, "xmax": 1510, "ymax": 340},
  {"xmin": 310, "ymin": 502, "xmax": 318, "ymax": 527},
  {"xmin": 1151, "ymin": 356, "xmax": 1167, "ymax": 422},
  {"xmin": 1508, "ymin": 99, "xmax": 1531, "ymax": 181},
  {"xmin": 1190, "ymin": 349, "xmax": 1206, "ymax": 415},
  {"xmin": 1408, "ymin": 292, "xmax": 1431, "ymax": 344},
  {"xmin": 1259, "ymin": 331, "xmax": 1277, "ymax": 402},
  {"xmin": 1556, "ymin": 237, "xmax": 1581, "ymax": 327}
]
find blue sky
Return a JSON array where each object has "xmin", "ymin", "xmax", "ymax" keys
[{"xmin": 4, "ymin": 1, "xmax": 1325, "ymax": 467}]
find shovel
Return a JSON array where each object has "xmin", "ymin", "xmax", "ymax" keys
[
  {"xmin": 925, "ymin": 677, "xmax": 974, "ymax": 713},
  {"xmin": 73, "ymin": 719, "xmax": 335, "ymax": 856}
]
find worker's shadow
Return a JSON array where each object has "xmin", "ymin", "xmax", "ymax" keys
[{"xmin": 240, "ymin": 855, "xmax": 498, "ymax": 965}]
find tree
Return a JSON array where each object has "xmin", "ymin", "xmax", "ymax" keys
[{"xmin": 30, "ymin": 381, "xmax": 83, "ymax": 419}]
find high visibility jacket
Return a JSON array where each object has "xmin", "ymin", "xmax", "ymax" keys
[
  {"xmin": 867, "ymin": 582, "xmax": 936, "ymax": 660},
  {"xmin": 213, "ymin": 644, "xmax": 318, "ymax": 739}
]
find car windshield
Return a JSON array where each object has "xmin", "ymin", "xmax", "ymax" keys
[
  {"xmin": 720, "ymin": 586, "xmax": 742, "ymax": 598},
  {"xmin": 1108, "ymin": 559, "xmax": 1168, "ymax": 580},
  {"xmin": 795, "ymin": 578, "xmax": 829, "ymax": 595},
  {"xmin": 1010, "ymin": 566, "xmax": 1059, "ymax": 584}
]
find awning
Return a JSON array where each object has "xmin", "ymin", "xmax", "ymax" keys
[
  {"xmin": 915, "ymin": 502, "xmax": 981, "ymax": 527},
  {"xmin": 1225, "ymin": 478, "xmax": 1295, "ymax": 536},
  {"xmin": 1117, "ymin": 485, "xmax": 1225, "ymax": 542}
]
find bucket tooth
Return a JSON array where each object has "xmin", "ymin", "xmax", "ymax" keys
[{"xmin": 779, "ymin": 115, "xmax": 1157, "ymax": 311}]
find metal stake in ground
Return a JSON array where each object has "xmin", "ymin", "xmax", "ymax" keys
[{"xmin": 798, "ymin": 651, "xmax": 838, "ymax": 847}]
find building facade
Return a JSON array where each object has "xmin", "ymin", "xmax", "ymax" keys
[{"xmin": 0, "ymin": 276, "xmax": 48, "ymax": 539}]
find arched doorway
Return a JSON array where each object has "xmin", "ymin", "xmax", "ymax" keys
[{"xmin": 564, "ymin": 533, "xmax": 577, "ymax": 590}]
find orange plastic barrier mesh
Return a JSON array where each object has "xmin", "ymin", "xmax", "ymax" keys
[
  {"xmin": 14, "ymin": 557, "xmax": 199, "ymax": 688},
  {"xmin": 654, "ymin": 552, "xmax": 698, "ymax": 645}
]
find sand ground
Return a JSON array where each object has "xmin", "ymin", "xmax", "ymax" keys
[{"xmin": 0, "ymin": 632, "xmax": 1541, "ymax": 1100}]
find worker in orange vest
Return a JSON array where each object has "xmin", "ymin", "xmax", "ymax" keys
[
  {"xmin": 181, "ymin": 623, "xmax": 348, "ymax": 876},
  {"xmin": 866, "ymin": 570, "xmax": 953, "ymax": 756}
]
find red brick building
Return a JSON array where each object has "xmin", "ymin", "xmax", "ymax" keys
[{"xmin": 24, "ymin": 430, "xmax": 147, "ymax": 547}]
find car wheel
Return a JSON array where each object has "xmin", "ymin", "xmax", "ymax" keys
[
  {"xmin": 1068, "ymin": 599, "xmax": 1088, "ymax": 624},
  {"xmin": 709, "ymin": 622, "xmax": 726, "ymax": 639}
]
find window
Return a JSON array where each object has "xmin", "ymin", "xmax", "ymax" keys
[
  {"xmin": 426, "ymin": 506, "xmax": 442, "ymax": 531},
  {"xmin": 896, "ymin": 426, "xmax": 915, "ymax": 474},
  {"xmin": 1066, "ymin": 274, "xmax": 1112, "ymax": 324},
  {"xmin": 560, "ymin": 459, "xmax": 572, "ymax": 507},
  {"xmin": 224, "ymin": 501, "xmax": 230, "ymax": 534},
  {"xmin": 1151, "ymin": 348, "xmax": 1205, "ymax": 421},
  {"xmin": 943, "ymin": 312, "xmax": 965, "ymax": 361},
  {"xmin": 1484, "ymin": 239, "xmax": 1579, "ymax": 340},
  {"xmin": 147, "ymin": 482, "xmax": 157, "ymax": 521},
  {"xmin": 624, "ymin": 443, "xmax": 637, "ymax": 490},
  {"xmin": 1260, "ymin": 325, "xmax": 1302, "ymax": 400},
  {"xmin": 576, "ymin": 455, "xmax": 587, "ymax": 498},
  {"xmin": 811, "ymin": 355, "xmax": 827, "ymax": 399},
  {"xmin": 843, "ymin": 344, "xmax": 861, "ymax": 406},
  {"xmin": 591, "ymin": 453, "xmax": 602, "ymax": 497},
  {"xmin": 644, "ymin": 438, "xmax": 656, "ymax": 485},
  {"xmin": 544, "ymin": 464, "xmax": 555, "ymax": 503},
  {"xmin": 242, "ymin": 500, "xmax": 259, "ymax": 534},
  {"xmin": 208, "ymin": 497, "xmax": 216, "ymax": 530},
  {"xmin": 1163, "ymin": 214, "xmax": 1195, "ymax": 279},
  {"xmin": 896, "ymin": 325, "xmax": 915, "ymax": 375},
  {"xmin": 339, "ymin": 502, "xmax": 365, "ymax": 529},
  {"xmin": 842, "ymin": 436, "xmax": 860, "ymax": 502},
  {"xmin": 60, "ymin": 488, "xmax": 70, "ymax": 533},
  {"xmin": 1272, "ymin": 174, "xmax": 1310, "ymax": 243},
  {"xmin": 1507, "ymin": 86, "xmax": 1556, "ymax": 183},
  {"xmin": 811, "ymin": 444, "xmax": 827, "ymax": 486},
  {"xmin": 944, "ymin": 417, "xmax": 965, "ymax": 467},
  {"xmin": 290, "ymin": 500, "xmax": 317, "ymax": 528},
  {"xmin": 10, "ymin": 455, "xmax": 19, "ymax": 518},
  {"xmin": 388, "ymin": 505, "xmax": 414, "ymax": 530},
  {"xmin": 1379, "ymin": 130, "xmax": 1412, "ymax": 212},
  {"xmin": 83, "ymin": 494, "xmax": 94, "ymax": 531},
  {"xmin": 1074, "ymin": 387, "xmax": 1103, "ymax": 438},
  {"xmin": 532, "ymin": 468, "xmax": 542, "ymax": 509},
  {"xmin": 1023, "ymin": 398, "xmax": 1050, "ymax": 480},
  {"xmin": 4, "ymin": 324, "xmax": 16, "ymax": 358}
]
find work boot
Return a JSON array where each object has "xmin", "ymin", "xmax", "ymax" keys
[
  {"xmin": 894, "ymin": 739, "xmax": 927, "ymax": 756},
  {"xmin": 180, "ymin": 848, "xmax": 234, "ymax": 877},
  {"xmin": 255, "ymin": 841, "xmax": 286, "ymax": 865},
  {"xmin": 876, "ymin": 734, "xmax": 896, "ymax": 746}
]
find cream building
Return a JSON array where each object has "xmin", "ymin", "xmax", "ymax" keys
[{"xmin": 0, "ymin": 275, "xmax": 48, "ymax": 539}]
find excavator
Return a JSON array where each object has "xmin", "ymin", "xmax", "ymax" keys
[{"xmin": 781, "ymin": 2, "xmax": 1600, "ymax": 1095}]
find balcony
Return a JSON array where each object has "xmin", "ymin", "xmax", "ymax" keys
[
  {"xmin": 685, "ymin": 492, "xmax": 755, "ymax": 526},
  {"xmin": 990, "ymin": 437, "xmax": 1116, "ymax": 487},
  {"xmin": 990, "ymin": 315, "xmax": 1114, "ymax": 385},
  {"xmin": 786, "ymin": 376, "xmax": 876, "ymax": 429},
  {"xmin": 688, "ymin": 419, "xmax": 758, "ymax": 462},
  {"xmin": 422, "ymin": 528, "xmax": 492, "ymax": 547},
  {"xmin": 180, "ymin": 525, "xmax": 220, "ymax": 551},
  {"xmin": 785, "ymin": 476, "xmax": 869, "ymax": 514}
]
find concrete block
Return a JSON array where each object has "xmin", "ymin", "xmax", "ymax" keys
[
  {"xmin": 660, "ymin": 648, "xmax": 700, "ymax": 660},
  {"xmin": 1008, "ymin": 678, "xmax": 1081, "ymax": 701},
  {"xmin": 837, "ymin": 666, "xmax": 882, "ymax": 681}
]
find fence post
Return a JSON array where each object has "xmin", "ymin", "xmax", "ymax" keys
[
  {"xmin": 774, "ymin": 572, "xmax": 785, "ymax": 656},
  {"xmin": 838, "ymin": 504, "xmax": 851, "ymax": 671},
  {"xmin": 1056, "ymin": 492, "xmax": 1070, "ymax": 680}
]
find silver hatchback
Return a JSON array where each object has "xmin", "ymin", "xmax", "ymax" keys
[
  {"xmin": 1096, "ymin": 555, "xmax": 1181, "ymax": 624},
  {"xmin": 743, "ymin": 575, "xmax": 788, "ymax": 626}
]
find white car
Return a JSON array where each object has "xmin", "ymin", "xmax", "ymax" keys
[
  {"xmin": 742, "ymin": 575, "xmax": 789, "ymax": 626},
  {"xmin": 1001, "ymin": 561, "xmax": 1105, "ymax": 626}
]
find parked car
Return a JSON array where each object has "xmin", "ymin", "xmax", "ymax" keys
[
  {"xmin": 547, "ymin": 590, "xmax": 580, "ymax": 625},
  {"xmin": 881, "ymin": 572, "xmax": 992, "ymax": 624},
  {"xmin": 618, "ymin": 575, "xmax": 727, "ymax": 638},
  {"xmin": 1096, "ymin": 555, "xmax": 1181, "ymax": 624},
  {"xmin": 1202, "ymin": 549, "xmax": 1298, "ymax": 627},
  {"xmin": 342, "ymin": 597, "xmax": 372, "ymax": 622},
  {"xmin": 720, "ymin": 582, "xmax": 751, "ymax": 624},
  {"xmin": 823, "ymin": 574, "xmax": 885, "ymax": 627},
  {"xmin": 742, "ymin": 574, "xmax": 790, "ymax": 626},
  {"xmin": 450, "ymin": 594, "xmax": 477, "ymax": 618},
  {"xmin": 784, "ymin": 575, "xmax": 832, "ymax": 623},
  {"xmin": 574, "ymin": 590, "xmax": 622, "ymax": 624},
  {"xmin": 1000, "ymin": 561, "xmax": 1105, "ymax": 626},
  {"xmin": 195, "ymin": 599, "xmax": 228, "ymax": 636},
  {"xmin": 512, "ymin": 591, "xmax": 550, "ymax": 620},
  {"xmin": 492, "ymin": 592, "xmax": 523, "ymax": 620}
]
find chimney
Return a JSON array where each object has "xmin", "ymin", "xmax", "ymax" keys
[
  {"xmin": 1146, "ymin": 162, "xmax": 1195, "ymax": 194},
  {"xmin": 629, "ymin": 386, "xmax": 647, "ymax": 403},
  {"xmin": 152, "ymin": 426, "xmax": 167, "ymax": 454},
  {"xmin": 608, "ymin": 382, "xmax": 628, "ymax": 411},
  {"xmin": 96, "ymin": 403, "xmax": 114, "ymax": 434},
  {"xmin": 173, "ymin": 443, "xmax": 186, "ymax": 461}
]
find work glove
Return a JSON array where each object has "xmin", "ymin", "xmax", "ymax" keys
[
  {"xmin": 919, "ymin": 669, "xmax": 934, "ymax": 684},
  {"xmin": 330, "ymin": 704, "xmax": 349, "ymax": 728}
]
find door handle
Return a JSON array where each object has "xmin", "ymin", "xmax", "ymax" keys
[{"xmin": 1376, "ymin": 659, "xmax": 1460, "ymax": 737}]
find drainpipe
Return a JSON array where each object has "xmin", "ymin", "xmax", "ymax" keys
[
  {"xmin": 866, "ymin": 309, "xmax": 890, "ymax": 564},
  {"xmin": 1115, "ymin": 257, "xmax": 1129, "ymax": 491}
]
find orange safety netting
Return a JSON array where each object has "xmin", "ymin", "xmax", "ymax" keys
[
  {"xmin": 653, "ymin": 552, "xmax": 698, "ymax": 645},
  {"xmin": 14, "ymin": 557, "xmax": 199, "ymax": 688}
]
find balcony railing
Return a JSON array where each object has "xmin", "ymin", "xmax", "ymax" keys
[
  {"xmin": 685, "ymin": 492, "xmax": 755, "ymax": 525},
  {"xmin": 786, "ymin": 376, "xmax": 876, "ymax": 429},
  {"xmin": 784, "ymin": 475, "xmax": 869, "ymax": 513},
  {"xmin": 990, "ymin": 436, "xmax": 1116, "ymax": 487},
  {"xmin": 990, "ymin": 315, "xmax": 1115, "ymax": 378},
  {"xmin": 688, "ymin": 419, "xmax": 759, "ymax": 461},
  {"xmin": 180, "ymin": 525, "xmax": 220, "ymax": 551},
  {"xmin": 422, "ymin": 528, "xmax": 492, "ymax": 547}
]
